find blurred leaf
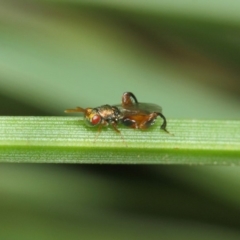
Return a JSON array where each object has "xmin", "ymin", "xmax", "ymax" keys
[
  {"xmin": 1, "ymin": 164, "xmax": 240, "ymax": 240},
  {"xmin": 0, "ymin": 1, "xmax": 239, "ymax": 118}
]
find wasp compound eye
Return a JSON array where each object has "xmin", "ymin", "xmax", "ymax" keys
[
  {"xmin": 83, "ymin": 108, "xmax": 101, "ymax": 126},
  {"xmin": 91, "ymin": 114, "xmax": 101, "ymax": 125}
]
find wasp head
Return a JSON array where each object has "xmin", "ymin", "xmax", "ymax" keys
[{"xmin": 84, "ymin": 108, "xmax": 102, "ymax": 126}]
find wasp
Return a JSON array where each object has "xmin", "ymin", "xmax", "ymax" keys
[{"xmin": 65, "ymin": 92, "xmax": 169, "ymax": 134}]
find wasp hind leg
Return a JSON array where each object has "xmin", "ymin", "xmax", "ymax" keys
[
  {"xmin": 156, "ymin": 112, "xmax": 170, "ymax": 134},
  {"xmin": 144, "ymin": 112, "xmax": 170, "ymax": 134},
  {"xmin": 122, "ymin": 114, "xmax": 155, "ymax": 130},
  {"xmin": 122, "ymin": 112, "xmax": 170, "ymax": 133}
]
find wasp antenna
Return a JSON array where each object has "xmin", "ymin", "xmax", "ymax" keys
[{"xmin": 64, "ymin": 107, "xmax": 86, "ymax": 113}]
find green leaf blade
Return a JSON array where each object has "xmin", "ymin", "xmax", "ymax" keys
[{"xmin": 0, "ymin": 117, "xmax": 239, "ymax": 164}]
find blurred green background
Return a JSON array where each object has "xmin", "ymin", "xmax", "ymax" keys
[{"xmin": 0, "ymin": 0, "xmax": 240, "ymax": 239}]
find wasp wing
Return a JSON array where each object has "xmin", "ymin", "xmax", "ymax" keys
[{"xmin": 114, "ymin": 102, "xmax": 162, "ymax": 116}]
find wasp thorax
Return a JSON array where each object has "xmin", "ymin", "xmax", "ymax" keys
[{"xmin": 85, "ymin": 108, "xmax": 101, "ymax": 126}]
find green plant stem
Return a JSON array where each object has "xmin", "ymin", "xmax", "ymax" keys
[{"xmin": 0, "ymin": 117, "xmax": 239, "ymax": 164}]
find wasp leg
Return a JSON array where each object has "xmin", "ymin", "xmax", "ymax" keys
[
  {"xmin": 122, "ymin": 92, "xmax": 138, "ymax": 106},
  {"xmin": 93, "ymin": 124, "xmax": 103, "ymax": 142},
  {"xmin": 111, "ymin": 121, "xmax": 127, "ymax": 145},
  {"xmin": 139, "ymin": 113, "xmax": 158, "ymax": 129},
  {"xmin": 156, "ymin": 112, "xmax": 169, "ymax": 134},
  {"xmin": 122, "ymin": 117, "xmax": 138, "ymax": 129},
  {"xmin": 122, "ymin": 114, "xmax": 151, "ymax": 129},
  {"xmin": 122, "ymin": 113, "xmax": 170, "ymax": 133},
  {"xmin": 111, "ymin": 121, "xmax": 120, "ymax": 133},
  {"xmin": 64, "ymin": 107, "xmax": 85, "ymax": 113}
]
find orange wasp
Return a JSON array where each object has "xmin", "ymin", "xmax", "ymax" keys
[{"xmin": 65, "ymin": 92, "xmax": 169, "ymax": 134}]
